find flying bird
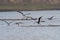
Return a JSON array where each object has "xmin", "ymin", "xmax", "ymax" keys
[
  {"xmin": 2, "ymin": 20, "xmax": 13, "ymax": 26},
  {"xmin": 17, "ymin": 11, "xmax": 26, "ymax": 16},
  {"xmin": 17, "ymin": 11, "xmax": 35, "ymax": 20},
  {"xmin": 48, "ymin": 16, "xmax": 54, "ymax": 20},
  {"xmin": 37, "ymin": 16, "xmax": 42, "ymax": 24}
]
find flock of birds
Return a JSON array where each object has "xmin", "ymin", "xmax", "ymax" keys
[
  {"xmin": 16, "ymin": 11, "xmax": 54, "ymax": 26},
  {"xmin": 17, "ymin": 11, "xmax": 54, "ymax": 24},
  {"xmin": 0, "ymin": 11, "xmax": 54, "ymax": 26},
  {"xmin": 37, "ymin": 16, "xmax": 54, "ymax": 24}
]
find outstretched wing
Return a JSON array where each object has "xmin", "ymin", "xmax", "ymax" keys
[
  {"xmin": 51, "ymin": 16, "xmax": 54, "ymax": 19},
  {"xmin": 17, "ymin": 11, "xmax": 26, "ymax": 16}
]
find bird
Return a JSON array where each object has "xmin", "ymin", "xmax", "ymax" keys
[
  {"xmin": 17, "ymin": 11, "xmax": 26, "ymax": 16},
  {"xmin": 33, "ymin": 16, "xmax": 45, "ymax": 24},
  {"xmin": 37, "ymin": 16, "xmax": 42, "ymax": 24},
  {"xmin": 2, "ymin": 20, "xmax": 13, "ymax": 26},
  {"xmin": 47, "ymin": 16, "xmax": 54, "ymax": 20},
  {"xmin": 17, "ymin": 11, "xmax": 35, "ymax": 20}
]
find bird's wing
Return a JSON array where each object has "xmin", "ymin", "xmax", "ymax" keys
[{"xmin": 17, "ymin": 11, "xmax": 26, "ymax": 16}]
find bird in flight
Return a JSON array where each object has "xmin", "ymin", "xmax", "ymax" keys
[
  {"xmin": 47, "ymin": 16, "xmax": 54, "ymax": 20},
  {"xmin": 17, "ymin": 11, "xmax": 26, "ymax": 16},
  {"xmin": 17, "ymin": 11, "xmax": 36, "ymax": 20}
]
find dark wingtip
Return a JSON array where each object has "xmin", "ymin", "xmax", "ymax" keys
[
  {"xmin": 17, "ymin": 11, "xmax": 19, "ymax": 12},
  {"xmin": 17, "ymin": 11, "xmax": 22, "ymax": 13}
]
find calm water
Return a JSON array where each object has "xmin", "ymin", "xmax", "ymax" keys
[
  {"xmin": 0, "ymin": 26, "xmax": 60, "ymax": 40},
  {"xmin": 0, "ymin": 10, "xmax": 60, "ymax": 26},
  {"xmin": 0, "ymin": 10, "xmax": 60, "ymax": 18},
  {"xmin": 0, "ymin": 10, "xmax": 60, "ymax": 40}
]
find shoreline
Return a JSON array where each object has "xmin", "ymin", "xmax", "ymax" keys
[{"xmin": 0, "ymin": 8, "xmax": 60, "ymax": 11}]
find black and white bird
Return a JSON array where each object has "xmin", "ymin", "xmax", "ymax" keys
[
  {"xmin": 2, "ymin": 20, "xmax": 13, "ymax": 26},
  {"xmin": 17, "ymin": 11, "xmax": 36, "ymax": 20},
  {"xmin": 47, "ymin": 16, "xmax": 54, "ymax": 20},
  {"xmin": 17, "ymin": 11, "xmax": 26, "ymax": 16},
  {"xmin": 34, "ymin": 16, "xmax": 45, "ymax": 24},
  {"xmin": 37, "ymin": 16, "xmax": 42, "ymax": 24}
]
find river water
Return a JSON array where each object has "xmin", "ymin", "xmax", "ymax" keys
[
  {"xmin": 0, "ymin": 10, "xmax": 60, "ymax": 40},
  {"xmin": 0, "ymin": 10, "xmax": 60, "ymax": 26}
]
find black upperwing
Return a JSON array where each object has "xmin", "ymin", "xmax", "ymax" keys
[
  {"xmin": 37, "ymin": 16, "xmax": 42, "ymax": 24},
  {"xmin": 17, "ymin": 11, "xmax": 26, "ymax": 16},
  {"xmin": 48, "ymin": 16, "xmax": 54, "ymax": 20}
]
